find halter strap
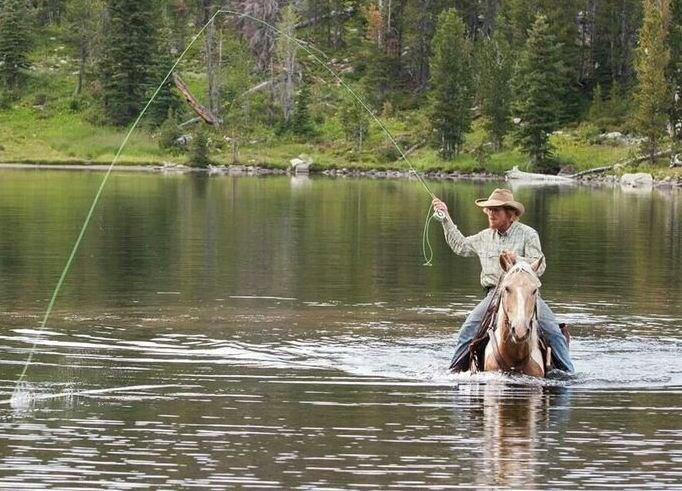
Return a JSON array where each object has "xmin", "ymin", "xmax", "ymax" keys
[
  {"xmin": 487, "ymin": 328, "xmax": 519, "ymax": 372},
  {"xmin": 488, "ymin": 298, "xmax": 539, "ymax": 373}
]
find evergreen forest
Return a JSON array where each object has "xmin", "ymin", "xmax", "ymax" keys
[{"xmin": 0, "ymin": 0, "xmax": 681, "ymax": 177}]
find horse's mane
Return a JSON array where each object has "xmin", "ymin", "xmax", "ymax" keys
[{"xmin": 504, "ymin": 261, "xmax": 540, "ymax": 280}]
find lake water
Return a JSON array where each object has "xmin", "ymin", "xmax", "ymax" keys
[{"xmin": 0, "ymin": 170, "xmax": 680, "ymax": 489}]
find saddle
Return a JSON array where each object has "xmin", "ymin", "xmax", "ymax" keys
[{"xmin": 449, "ymin": 290, "xmax": 571, "ymax": 373}]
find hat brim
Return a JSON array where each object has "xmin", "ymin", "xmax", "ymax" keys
[{"xmin": 475, "ymin": 198, "xmax": 525, "ymax": 216}]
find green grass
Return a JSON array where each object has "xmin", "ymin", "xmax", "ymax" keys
[
  {"xmin": 550, "ymin": 131, "xmax": 633, "ymax": 170},
  {"xmin": 0, "ymin": 67, "xmax": 676, "ymax": 177},
  {"xmin": 0, "ymin": 107, "xmax": 163, "ymax": 164}
]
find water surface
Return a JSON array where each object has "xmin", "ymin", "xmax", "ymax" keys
[{"xmin": 0, "ymin": 170, "xmax": 680, "ymax": 488}]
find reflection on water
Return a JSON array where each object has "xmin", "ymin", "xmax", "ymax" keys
[
  {"xmin": 0, "ymin": 171, "xmax": 680, "ymax": 488},
  {"xmin": 470, "ymin": 385, "xmax": 558, "ymax": 488}
]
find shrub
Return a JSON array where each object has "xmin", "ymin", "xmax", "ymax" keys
[
  {"xmin": 577, "ymin": 123, "xmax": 601, "ymax": 144},
  {"xmin": 189, "ymin": 127, "xmax": 211, "ymax": 167},
  {"xmin": 157, "ymin": 117, "xmax": 184, "ymax": 154},
  {"xmin": 376, "ymin": 142, "xmax": 400, "ymax": 163},
  {"xmin": 33, "ymin": 93, "xmax": 47, "ymax": 106}
]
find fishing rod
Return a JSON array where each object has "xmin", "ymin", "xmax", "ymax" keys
[
  {"xmin": 216, "ymin": 9, "xmax": 445, "ymax": 264},
  {"xmin": 217, "ymin": 9, "xmax": 437, "ymax": 198},
  {"xmin": 10, "ymin": 7, "xmax": 443, "ymax": 403}
]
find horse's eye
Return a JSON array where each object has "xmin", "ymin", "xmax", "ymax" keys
[
  {"xmin": 532, "ymin": 289, "xmax": 538, "ymax": 295},
  {"xmin": 505, "ymin": 287, "xmax": 511, "ymax": 294}
]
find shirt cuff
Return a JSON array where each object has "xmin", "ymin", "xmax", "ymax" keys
[{"xmin": 442, "ymin": 216, "xmax": 457, "ymax": 231}]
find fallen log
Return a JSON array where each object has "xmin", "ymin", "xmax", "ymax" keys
[
  {"xmin": 567, "ymin": 165, "xmax": 615, "ymax": 179},
  {"xmin": 172, "ymin": 72, "xmax": 220, "ymax": 125},
  {"xmin": 569, "ymin": 149, "xmax": 672, "ymax": 177},
  {"xmin": 505, "ymin": 166, "xmax": 574, "ymax": 183},
  {"xmin": 397, "ymin": 140, "xmax": 425, "ymax": 162},
  {"xmin": 506, "ymin": 148, "xmax": 675, "ymax": 181}
]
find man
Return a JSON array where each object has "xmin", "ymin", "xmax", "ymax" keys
[{"xmin": 432, "ymin": 188, "xmax": 574, "ymax": 373}]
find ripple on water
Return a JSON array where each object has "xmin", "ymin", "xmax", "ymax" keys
[{"xmin": 2, "ymin": 308, "xmax": 681, "ymax": 391}]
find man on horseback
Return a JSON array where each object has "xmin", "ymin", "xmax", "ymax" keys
[{"xmin": 432, "ymin": 188, "xmax": 574, "ymax": 374}]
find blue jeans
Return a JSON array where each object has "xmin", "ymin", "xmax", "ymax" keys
[{"xmin": 450, "ymin": 290, "xmax": 575, "ymax": 373}]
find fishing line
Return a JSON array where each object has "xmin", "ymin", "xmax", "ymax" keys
[
  {"xmin": 12, "ymin": 8, "xmax": 442, "ymax": 396},
  {"xmin": 5, "ymin": 384, "xmax": 190, "ymax": 408},
  {"xmin": 217, "ymin": 9, "xmax": 437, "ymax": 199},
  {"xmin": 12, "ymin": 10, "xmax": 225, "ymax": 397},
  {"xmin": 216, "ymin": 9, "xmax": 442, "ymax": 266}
]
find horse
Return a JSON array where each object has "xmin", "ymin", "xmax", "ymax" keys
[{"xmin": 482, "ymin": 255, "xmax": 546, "ymax": 377}]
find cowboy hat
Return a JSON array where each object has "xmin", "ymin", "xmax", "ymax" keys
[{"xmin": 475, "ymin": 188, "xmax": 525, "ymax": 216}]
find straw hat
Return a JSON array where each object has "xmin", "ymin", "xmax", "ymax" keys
[{"xmin": 475, "ymin": 188, "xmax": 525, "ymax": 217}]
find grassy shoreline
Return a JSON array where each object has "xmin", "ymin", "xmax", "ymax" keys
[
  {"xmin": 1, "ymin": 71, "xmax": 680, "ymax": 180},
  {"xmin": 2, "ymin": 160, "xmax": 680, "ymax": 187}
]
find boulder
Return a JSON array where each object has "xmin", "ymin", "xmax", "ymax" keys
[
  {"xmin": 620, "ymin": 172, "xmax": 654, "ymax": 188},
  {"xmin": 290, "ymin": 154, "xmax": 313, "ymax": 174}
]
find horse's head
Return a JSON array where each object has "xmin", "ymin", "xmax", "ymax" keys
[{"xmin": 498, "ymin": 255, "xmax": 544, "ymax": 344}]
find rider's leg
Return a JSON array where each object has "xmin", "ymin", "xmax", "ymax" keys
[
  {"xmin": 449, "ymin": 289, "xmax": 496, "ymax": 370},
  {"xmin": 537, "ymin": 297, "xmax": 575, "ymax": 373}
]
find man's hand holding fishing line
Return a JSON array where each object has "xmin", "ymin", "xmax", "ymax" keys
[{"xmin": 432, "ymin": 197, "xmax": 450, "ymax": 221}]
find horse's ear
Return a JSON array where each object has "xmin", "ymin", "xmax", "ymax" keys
[
  {"xmin": 530, "ymin": 255, "xmax": 545, "ymax": 273},
  {"xmin": 500, "ymin": 253, "xmax": 514, "ymax": 272}
]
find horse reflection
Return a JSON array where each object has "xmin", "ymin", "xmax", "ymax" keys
[
  {"xmin": 483, "ymin": 385, "xmax": 544, "ymax": 486},
  {"xmin": 455, "ymin": 384, "xmax": 571, "ymax": 488}
]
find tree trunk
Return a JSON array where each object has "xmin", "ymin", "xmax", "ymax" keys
[
  {"xmin": 231, "ymin": 129, "xmax": 239, "ymax": 164},
  {"xmin": 74, "ymin": 43, "xmax": 85, "ymax": 97},
  {"xmin": 205, "ymin": 6, "xmax": 221, "ymax": 122}
]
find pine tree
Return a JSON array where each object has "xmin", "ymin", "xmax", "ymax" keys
[
  {"xmin": 291, "ymin": 77, "xmax": 315, "ymax": 137},
  {"xmin": 587, "ymin": 83, "xmax": 605, "ymax": 123},
  {"xmin": 512, "ymin": 15, "xmax": 567, "ymax": 171},
  {"xmin": 100, "ymin": 0, "xmax": 157, "ymax": 126},
  {"xmin": 146, "ymin": 22, "xmax": 182, "ymax": 128},
  {"xmin": 668, "ymin": 0, "xmax": 682, "ymax": 142},
  {"xmin": 590, "ymin": 0, "xmax": 642, "ymax": 89},
  {"xmin": 303, "ymin": 0, "xmax": 346, "ymax": 49},
  {"xmin": 65, "ymin": 0, "xmax": 104, "ymax": 98},
  {"xmin": 340, "ymin": 94, "xmax": 369, "ymax": 152},
  {"xmin": 544, "ymin": 0, "xmax": 581, "ymax": 123},
  {"xmin": 498, "ymin": 0, "xmax": 535, "ymax": 52},
  {"xmin": 478, "ymin": 28, "xmax": 512, "ymax": 151},
  {"xmin": 361, "ymin": 3, "xmax": 398, "ymax": 107},
  {"xmin": 634, "ymin": 0, "xmax": 671, "ymax": 163},
  {"xmin": 0, "ymin": 0, "xmax": 32, "ymax": 92},
  {"xmin": 35, "ymin": 0, "xmax": 67, "ymax": 26},
  {"xmin": 429, "ymin": 8, "xmax": 473, "ymax": 160},
  {"xmin": 399, "ymin": 0, "xmax": 451, "ymax": 92},
  {"xmin": 500, "ymin": 0, "xmax": 581, "ymax": 122},
  {"xmin": 190, "ymin": 126, "xmax": 212, "ymax": 167}
]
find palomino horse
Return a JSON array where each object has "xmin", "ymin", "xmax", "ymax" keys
[{"xmin": 483, "ymin": 255, "xmax": 546, "ymax": 376}]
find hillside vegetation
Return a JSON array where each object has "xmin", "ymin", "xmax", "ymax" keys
[{"xmin": 0, "ymin": 0, "xmax": 680, "ymax": 179}]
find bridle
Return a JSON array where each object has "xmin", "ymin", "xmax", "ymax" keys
[{"xmin": 487, "ymin": 269, "xmax": 540, "ymax": 373}]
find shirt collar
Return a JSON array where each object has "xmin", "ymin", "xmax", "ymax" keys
[{"xmin": 495, "ymin": 221, "xmax": 517, "ymax": 237}]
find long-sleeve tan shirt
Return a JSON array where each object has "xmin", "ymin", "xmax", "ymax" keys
[{"xmin": 441, "ymin": 216, "xmax": 546, "ymax": 288}]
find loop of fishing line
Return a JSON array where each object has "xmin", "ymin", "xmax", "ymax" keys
[{"xmin": 422, "ymin": 204, "xmax": 437, "ymax": 267}]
